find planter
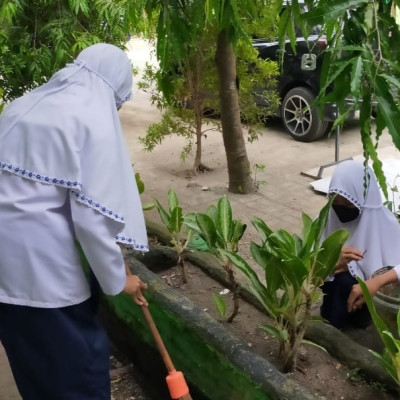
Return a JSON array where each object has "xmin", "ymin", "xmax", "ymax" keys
[
  {"xmin": 99, "ymin": 216, "xmax": 399, "ymax": 398},
  {"xmin": 372, "ymin": 267, "xmax": 400, "ymax": 338},
  {"xmin": 101, "ymin": 254, "xmax": 322, "ymax": 400}
]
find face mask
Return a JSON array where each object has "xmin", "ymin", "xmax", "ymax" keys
[{"xmin": 332, "ymin": 205, "xmax": 360, "ymax": 223}]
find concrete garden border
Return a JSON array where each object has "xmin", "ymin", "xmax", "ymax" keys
[
  {"xmin": 100, "ymin": 220, "xmax": 398, "ymax": 399},
  {"xmin": 101, "ymin": 253, "xmax": 322, "ymax": 400}
]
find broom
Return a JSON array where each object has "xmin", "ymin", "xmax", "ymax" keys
[
  {"xmin": 141, "ymin": 305, "xmax": 193, "ymax": 400},
  {"xmin": 124, "ymin": 264, "xmax": 192, "ymax": 399}
]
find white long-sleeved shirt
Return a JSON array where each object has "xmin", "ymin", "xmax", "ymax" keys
[{"xmin": 0, "ymin": 170, "xmax": 126, "ymax": 308}]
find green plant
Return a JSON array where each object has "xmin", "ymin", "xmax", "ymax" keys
[
  {"xmin": 212, "ymin": 293, "xmax": 228, "ymax": 321},
  {"xmin": 221, "ymin": 197, "xmax": 349, "ymax": 372},
  {"xmin": 153, "ymin": 189, "xmax": 192, "ymax": 283},
  {"xmin": 0, "ymin": 0, "xmax": 136, "ymax": 103},
  {"xmin": 252, "ymin": 163, "xmax": 267, "ymax": 191},
  {"xmin": 384, "ymin": 174, "xmax": 400, "ymax": 215},
  {"xmin": 134, "ymin": 172, "xmax": 154, "ymax": 211},
  {"xmin": 185, "ymin": 196, "xmax": 247, "ymax": 322},
  {"xmin": 357, "ymin": 277, "xmax": 400, "ymax": 387}
]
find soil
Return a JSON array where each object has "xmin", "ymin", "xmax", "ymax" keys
[{"xmin": 110, "ymin": 257, "xmax": 397, "ymax": 400}]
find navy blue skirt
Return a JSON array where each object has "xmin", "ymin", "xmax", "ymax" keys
[
  {"xmin": 0, "ymin": 296, "xmax": 111, "ymax": 400},
  {"xmin": 320, "ymin": 271, "xmax": 371, "ymax": 329}
]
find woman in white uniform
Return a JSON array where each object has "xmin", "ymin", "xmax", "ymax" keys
[
  {"xmin": 320, "ymin": 160, "xmax": 400, "ymax": 329},
  {"xmin": 0, "ymin": 43, "xmax": 149, "ymax": 399}
]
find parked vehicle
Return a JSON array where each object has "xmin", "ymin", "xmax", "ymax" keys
[{"xmin": 253, "ymin": 26, "xmax": 356, "ymax": 142}]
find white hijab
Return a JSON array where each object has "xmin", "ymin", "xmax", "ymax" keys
[
  {"xmin": 0, "ymin": 43, "xmax": 148, "ymax": 251},
  {"xmin": 324, "ymin": 160, "xmax": 400, "ymax": 279}
]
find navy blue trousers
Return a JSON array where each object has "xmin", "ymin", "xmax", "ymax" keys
[
  {"xmin": 320, "ymin": 271, "xmax": 371, "ymax": 329},
  {"xmin": 0, "ymin": 296, "xmax": 111, "ymax": 400}
]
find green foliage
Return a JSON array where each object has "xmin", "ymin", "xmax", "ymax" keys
[
  {"xmin": 153, "ymin": 189, "xmax": 192, "ymax": 283},
  {"xmin": 281, "ymin": 0, "xmax": 400, "ymax": 199},
  {"xmin": 252, "ymin": 163, "xmax": 267, "ymax": 190},
  {"xmin": 186, "ymin": 196, "xmax": 247, "ymax": 322},
  {"xmin": 0, "ymin": 0, "xmax": 136, "ymax": 103},
  {"xmin": 137, "ymin": 4, "xmax": 280, "ymax": 172},
  {"xmin": 134, "ymin": 172, "xmax": 154, "ymax": 211},
  {"xmin": 212, "ymin": 293, "xmax": 228, "ymax": 320},
  {"xmin": 357, "ymin": 277, "xmax": 400, "ymax": 387},
  {"xmin": 186, "ymin": 196, "xmax": 247, "ymax": 256},
  {"xmin": 221, "ymin": 197, "xmax": 349, "ymax": 371}
]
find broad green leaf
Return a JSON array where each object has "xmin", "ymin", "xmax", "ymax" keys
[
  {"xmin": 260, "ymin": 324, "xmax": 288, "ymax": 342},
  {"xmin": 312, "ymin": 196, "xmax": 335, "ymax": 246},
  {"xmin": 316, "ymin": 58, "xmax": 354, "ymax": 105},
  {"xmin": 135, "ymin": 173, "xmax": 145, "ymax": 195},
  {"xmin": 268, "ymin": 230, "xmax": 297, "ymax": 258},
  {"xmin": 300, "ymin": 0, "xmax": 368, "ymax": 25},
  {"xmin": 357, "ymin": 278, "xmax": 391, "ymax": 338},
  {"xmin": 380, "ymin": 74, "xmax": 400, "ymax": 90},
  {"xmin": 183, "ymin": 213, "xmax": 202, "ymax": 235},
  {"xmin": 350, "ymin": 56, "xmax": 363, "ymax": 100},
  {"xmin": 293, "ymin": 234, "xmax": 303, "ymax": 256},
  {"xmin": 251, "ymin": 216, "xmax": 273, "ymax": 244},
  {"xmin": 153, "ymin": 198, "xmax": 171, "ymax": 231},
  {"xmin": 364, "ymin": 1, "xmax": 376, "ymax": 30},
  {"xmin": 375, "ymin": 75, "xmax": 400, "ymax": 151},
  {"xmin": 301, "ymin": 213, "xmax": 313, "ymax": 246},
  {"xmin": 216, "ymin": 196, "xmax": 233, "ymax": 243},
  {"xmin": 142, "ymin": 202, "xmax": 155, "ymax": 211},
  {"xmin": 212, "ymin": 294, "xmax": 227, "ymax": 319},
  {"xmin": 187, "ymin": 235, "xmax": 210, "ymax": 251},
  {"xmin": 380, "ymin": 331, "xmax": 400, "ymax": 359},
  {"xmin": 170, "ymin": 206, "xmax": 183, "ymax": 233},
  {"xmin": 195, "ymin": 213, "xmax": 217, "ymax": 248},
  {"xmin": 301, "ymin": 339, "xmax": 328, "ymax": 353},
  {"xmin": 220, "ymin": 249, "xmax": 269, "ymax": 308},
  {"xmin": 280, "ymin": 258, "xmax": 308, "ymax": 291},
  {"xmin": 250, "ymin": 242, "xmax": 284, "ymax": 293},
  {"xmin": 167, "ymin": 189, "xmax": 179, "ymax": 214},
  {"xmin": 313, "ymin": 229, "xmax": 349, "ymax": 281},
  {"xmin": 232, "ymin": 220, "xmax": 247, "ymax": 243},
  {"xmin": 205, "ymin": 205, "xmax": 218, "ymax": 223},
  {"xmin": 369, "ymin": 349, "xmax": 399, "ymax": 384}
]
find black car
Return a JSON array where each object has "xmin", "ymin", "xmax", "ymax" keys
[{"xmin": 253, "ymin": 33, "xmax": 347, "ymax": 142}]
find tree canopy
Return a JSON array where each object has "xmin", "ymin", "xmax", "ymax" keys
[{"xmin": 0, "ymin": 0, "xmax": 138, "ymax": 102}]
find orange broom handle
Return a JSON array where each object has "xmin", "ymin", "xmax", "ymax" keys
[{"xmin": 141, "ymin": 305, "xmax": 176, "ymax": 373}]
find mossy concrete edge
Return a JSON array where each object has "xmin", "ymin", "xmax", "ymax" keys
[{"xmin": 103, "ymin": 255, "xmax": 323, "ymax": 400}]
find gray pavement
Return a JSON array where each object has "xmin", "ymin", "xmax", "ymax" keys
[{"xmin": 1, "ymin": 38, "xmax": 398, "ymax": 399}]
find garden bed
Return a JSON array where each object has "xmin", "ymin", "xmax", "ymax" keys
[{"xmin": 100, "ymin": 240, "xmax": 399, "ymax": 400}]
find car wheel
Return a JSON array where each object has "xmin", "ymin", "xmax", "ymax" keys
[{"xmin": 281, "ymin": 87, "xmax": 330, "ymax": 142}]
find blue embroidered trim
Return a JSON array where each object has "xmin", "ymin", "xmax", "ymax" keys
[
  {"xmin": 329, "ymin": 188, "xmax": 363, "ymax": 209},
  {"xmin": 116, "ymin": 235, "xmax": 149, "ymax": 251},
  {"xmin": 71, "ymin": 190, "xmax": 149, "ymax": 251},
  {"xmin": 0, "ymin": 162, "xmax": 82, "ymax": 190},
  {"xmin": 116, "ymin": 91, "xmax": 132, "ymax": 109},
  {"xmin": 71, "ymin": 190, "xmax": 125, "ymax": 222}
]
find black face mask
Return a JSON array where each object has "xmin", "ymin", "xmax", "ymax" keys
[{"xmin": 332, "ymin": 205, "xmax": 360, "ymax": 223}]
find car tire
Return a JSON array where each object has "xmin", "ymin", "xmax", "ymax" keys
[{"xmin": 281, "ymin": 87, "xmax": 330, "ymax": 142}]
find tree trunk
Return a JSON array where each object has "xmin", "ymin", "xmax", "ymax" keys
[
  {"xmin": 215, "ymin": 29, "xmax": 254, "ymax": 194},
  {"xmin": 187, "ymin": 65, "xmax": 203, "ymax": 172}
]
